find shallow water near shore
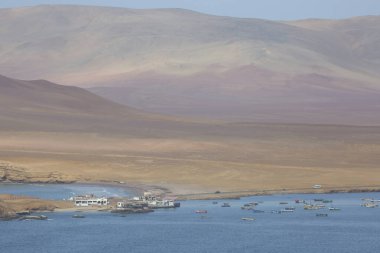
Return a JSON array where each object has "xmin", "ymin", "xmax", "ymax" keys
[
  {"xmin": 0, "ymin": 183, "xmax": 136, "ymax": 200},
  {"xmin": 1, "ymin": 184, "xmax": 380, "ymax": 253}
]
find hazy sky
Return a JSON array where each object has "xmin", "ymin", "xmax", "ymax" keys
[{"xmin": 1, "ymin": 0, "xmax": 380, "ymax": 20}]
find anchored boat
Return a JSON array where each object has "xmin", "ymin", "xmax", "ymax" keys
[
  {"xmin": 19, "ymin": 215, "xmax": 48, "ymax": 221},
  {"xmin": 72, "ymin": 214, "xmax": 86, "ymax": 218},
  {"xmin": 241, "ymin": 217, "xmax": 255, "ymax": 221}
]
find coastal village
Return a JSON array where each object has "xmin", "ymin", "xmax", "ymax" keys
[
  {"xmin": 1, "ymin": 184, "xmax": 379, "ymax": 221},
  {"xmin": 0, "ymin": 190, "xmax": 182, "ymax": 220}
]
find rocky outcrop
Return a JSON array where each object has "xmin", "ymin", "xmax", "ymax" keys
[
  {"xmin": 0, "ymin": 162, "xmax": 76, "ymax": 184},
  {"xmin": 0, "ymin": 201, "xmax": 17, "ymax": 220},
  {"xmin": 0, "ymin": 194, "xmax": 72, "ymax": 221}
]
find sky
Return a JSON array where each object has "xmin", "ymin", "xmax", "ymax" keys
[{"xmin": 1, "ymin": 0, "xmax": 380, "ymax": 20}]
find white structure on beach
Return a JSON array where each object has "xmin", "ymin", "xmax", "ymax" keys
[{"xmin": 74, "ymin": 195, "xmax": 108, "ymax": 207}]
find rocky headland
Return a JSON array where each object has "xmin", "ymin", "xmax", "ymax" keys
[{"xmin": 0, "ymin": 162, "xmax": 76, "ymax": 184}]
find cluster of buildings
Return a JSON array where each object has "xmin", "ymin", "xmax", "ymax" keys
[
  {"xmin": 118, "ymin": 191, "xmax": 180, "ymax": 209},
  {"xmin": 71, "ymin": 191, "xmax": 180, "ymax": 210},
  {"xmin": 71, "ymin": 194, "xmax": 109, "ymax": 207}
]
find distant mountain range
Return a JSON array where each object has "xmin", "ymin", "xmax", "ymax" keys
[{"xmin": 1, "ymin": 5, "xmax": 379, "ymax": 125}]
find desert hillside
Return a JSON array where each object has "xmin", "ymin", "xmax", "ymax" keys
[
  {"xmin": 0, "ymin": 5, "xmax": 379, "ymax": 124},
  {"xmin": 1, "ymin": 75, "xmax": 380, "ymax": 194}
]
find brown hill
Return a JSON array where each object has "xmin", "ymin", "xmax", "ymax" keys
[
  {"xmin": 0, "ymin": 6, "xmax": 379, "ymax": 124},
  {"xmin": 0, "ymin": 74, "xmax": 185, "ymax": 134},
  {"xmin": 1, "ymin": 74, "xmax": 380, "ymax": 194}
]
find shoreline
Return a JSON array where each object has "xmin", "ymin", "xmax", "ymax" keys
[
  {"xmin": 176, "ymin": 186, "xmax": 380, "ymax": 200},
  {"xmin": 2, "ymin": 182, "xmax": 380, "ymax": 220},
  {"xmin": 2, "ymin": 180, "xmax": 380, "ymax": 201}
]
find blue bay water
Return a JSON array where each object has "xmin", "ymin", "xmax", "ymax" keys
[{"xmin": 1, "ymin": 184, "xmax": 380, "ymax": 253}]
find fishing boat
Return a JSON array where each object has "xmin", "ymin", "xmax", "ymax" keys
[
  {"xmin": 362, "ymin": 202, "xmax": 378, "ymax": 208},
  {"xmin": 280, "ymin": 209, "xmax": 294, "ymax": 213},
  {"xmin": 221, "ymin": 203, "xmax": 231, "ymax": 207},
  {"xmin": 241, "ymin": 217, "xmax": 255, "ymax": 221},
  {"xmin": 329, "ymin": 207, "xmax": 341, "ymax": 211},
  {"xmin": 195, "ymin": 210, "xmax": 208, "ymax": 214},
  {"xmin": 295, "ymin": 200, "xmax": 305, "ymax": 204},
  {"xmin": 72, "ymin": 214, "xmax": 86, "ymax": 218},
  {"xmin": 279, "ymin": 202, "xmax": 288, "ymax": 205},
  {"xmin": 252, "ymin": 210, "xmax": 265, "ymax": 213},
  {"xmin": 212, "ymin": 201, "xmax": 218, "ymax": 205},
  {"xmin": 304, "ymin": 204, "xmax": 320, "ymax": 210},
  {"xmin": 19, "ymin": 215, "xmax": 48, "ymax": 221},
  {"xmin": 245, "ymin": 202, "xmax": 259, "ymax": 206},
  {"xmin": 322, "ymin": 200, "xmax": 333, "ymax": 203},
  {"xmin": 316, "ymin": 213, "xmax": 328, "ymax": 217},
  {"xmin": 241, "ymin": 206, "xmax": 254, "ymax": 210}
]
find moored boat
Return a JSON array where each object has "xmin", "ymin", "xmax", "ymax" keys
[
  {"xmin": 221, "ymin": 203, "xmax": 231, "ymax": 207},
  {"xmin": 195, "ymin": 210, "xmax": 208, "ymax": 214},
  {"xmin": 241, "ymin": 217, "xmax": 255, "ymax": 221},
  {"xmin": 361, "ymin": 202, "xmax": 378, "ymax": 208},
  {"xmin": 19, "ymin": 215, "xmax": 48, "ymax": 221},
  {"xmin": 72, "ymin": 214, "xmax": 86, "ymax": 218}
]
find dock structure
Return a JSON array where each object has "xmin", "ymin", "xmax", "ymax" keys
[{"xmin": 73, "ymin": 195, "xmax": 108, "ymax": 207}]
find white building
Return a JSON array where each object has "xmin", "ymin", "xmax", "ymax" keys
[{"xmin": 74, "ymin": 196, "xmax": 108, "ymax": 207}]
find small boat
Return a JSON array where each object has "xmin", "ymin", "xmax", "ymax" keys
[
  {"xmin": 279, "ymin": 202, "xmax": 288, "ymax": 205},
  {"xmin": 280, "ymin": 209, "xmax": 294, "ymax": 213},
  {"xmin": 212, "ymin": 201, "xmax": 218, "ymax": 205},
  {"xmin": 72, "ymin": 214, "xmax": 86, "ymax": 218},
  {"xmin": 195, "ymin": 210, "xmax": 208, "ymax": 214},
  {"xmin": 19, "ymin": 215, "xmax": 48, "ymax": 221},
  {"xmin": 322, "ymin": 200, "xmax": 333, "ymax": 203},
  {"xmin": 304, "ymin": 204, "xmax": 320, "ymax": 210},
  {"xmin": 241, "ymin": 206, "xmax": 254, "ymax": 210},
  {"xmin": 221, "ymin": 203, "xmax": 231, "ymax": 207},
  {"xmin": 252, "ymin": 210, "xmax": 265, "ymax": 213},
  {"xmin": 362, "ymin": 203, "xmax": 379, "ymax": 208},
  {"xmin": 313, "ymin": 185, "xmax": 322, "ymax": 189},
  {"xmin": 284, "ymin": 207, "xmax": 296, "ymax": 211},
  {"xmin": 295, "ymin": 200, "xmax": 304, "ymax": 204},
  {"xmin": 241, "ymin": 217, "xmax": 255, "ymax": 221},
  {"xmin": 271, "ymin": 210, "xmax": 281, "ymax": 214},
  {"xmin": 316, "ymin": 213, "xmax": 328, "ymax": 217},
  {"xmin": 329, "ymin": 207, "xmax": 341, "ymax": 211},
  {"xmin": 244, "ymin": 202, "xmax": 259, "ymax": 206},
  {"xmin": 314, "ymin": 198, "xmax": 324, "ymax": 202}
]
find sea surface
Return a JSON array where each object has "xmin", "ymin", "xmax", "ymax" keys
[{"xmin": 1, "ymin": 184, "xmax": 380, "ymax": 253}]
